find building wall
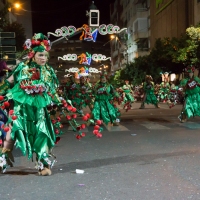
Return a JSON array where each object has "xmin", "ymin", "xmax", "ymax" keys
[
  {"xmin": 3, "ymin": 0, "xmax": 33, "ymax": 38},
  {"xmin": 194, "ymin": 0, "xmax": 200, "ymax": 25},
  {"xmin": 15, "ymin": 0, "xmax": 32, "ymax": 38},
  {"xmin": 110, "ymin": 0, "xmax": 124, "ymax": 71},
  {"xmin": 150, "ymin": 0, "xmax": 194, "ymax": 49},
  {"xmin": 49, "ymin": 40, "xmax": 111, "ymax": 83}
]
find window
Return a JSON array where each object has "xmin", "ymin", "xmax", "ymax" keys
[{"xmin": 137, "ymin": 38, "xmax": 149, "ymax": 51}]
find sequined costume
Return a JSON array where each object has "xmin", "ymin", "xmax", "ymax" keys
[
  {"xmin": 92, "ymin": 81, "xmax": 120, "ymax": 125},
  {"xmin": 179, "ymin": 74, "xmax": 200, "ymax": 122},
  {"xmin": 140, "ymin": 75, "xmax": 159, "ymax": 109},
  {"xmin": 0, "ymin": 33, "xmax": 61, "ymax": 175},
  {"xmin": 158, "ymin": 82, "xmax": 170, "ymax": 102}
]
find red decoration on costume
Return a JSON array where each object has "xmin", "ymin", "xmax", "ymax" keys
[
  {"xmin": 86, "ymin": 113, "xmax": 90, "ymax": 118},
  {"xmin": 94, "ymin": 125, "xmax": 100, "ymax": 130},
  {"xmin": 71, "ymin": 107, "xmax": 77, "ymax": 112},
  {"xmin": 31, "ymin": 70, "xmax": 40, "ymax": 80},
  {"xmin": 93, "ymin": 130, "xmax": 99, "ymax": 135},
  {"xmin": 81, "ymin": 124, "xmax": 86, "ymax": 129},
  {"xmin": 71, "ymin": 114, "xmax": 77, "ymax": 119},
  {"xmin": 96, "ymin": 120, "xmax": 102, "ymax": 125},
  {"xmin": 56, "ymin": 117, "xmax": 61, "ymax": 121},
  {"xmin": 81, "ymin": 133, "xmax": 86, "ymax": 137},
  {"xmin": 3, "ymin": 127, "xmax": 9, "ymax": 132},
  {"xmin": 82, "ymin": 115, "xmax": 88, "ymax": 121},
  {"xmin": 55, "ymin": 137, "xmax": 61, "ymax": 144},
  {"xmin": 11, "ymin": 116, "xmax": 17, "ymax": 120},
  {"xmin": 9, "ymin": 110, "xmax": 14, "ymax": 115},
  {"xmin": 62, "ymin": 100, "xmax": 67, "ymax": 104},
  {"xmin": 67, "ymin": 105, "xmax": 73, "ymax": 111},
  {"xmin": 3, "ymin": 101, "xmax": 10, "ymax": 108},
  {"xmin": 76, "ymin": 135, "xmax": 81, "ymax": 140},
  {"xmin": 66, "ymin": 115, "xmax": 71, "ymax": 120},
  {"xmin": 96, "ymin": 133, "xmax": 102, "ymax": 138},
  {"xmin": 63, "ymin": 103, "xmax": 68, "ymax": 108}
]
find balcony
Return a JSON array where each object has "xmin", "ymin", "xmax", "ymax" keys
[
  {"xmin": 137, "ymin": 50, "xmax": 149, "ymax": 57},
  {"xmin": 133, "ymin": 31, "xmax": 148, "ymax": 40}
]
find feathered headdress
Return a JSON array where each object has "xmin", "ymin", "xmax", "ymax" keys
[
  {"xmin": 185, "ymin": 65, "xmax": 195, "ymax": 73},
  {"xmin": 23, "ymin": 33, "xmax": 51, "ymax": 59},
  {"xmin": 100, "ymin": 71, "xmax": 108, "ymax": 79},
  {"xmin": 145, "ymin": 75, "xmax": 153, "ymax": 81}
]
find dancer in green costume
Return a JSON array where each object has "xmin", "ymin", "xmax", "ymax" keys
[
  {"xmin": 178, "ymin": 66, "xmax": 200, "ymax": 122},
  {"xmin": 140, "ymin": 75, "xmax": 159, "ymax": 109},
  {"xmin": 1, "ymin": 33, "xmax": 60, "ymax": 175},
  {"xmin": 158, "ymin": 72, "xmax": 170, "ymax": 102},
  {"xmin": 92, "ymin": 73, "xmax": 120, "ymax": 125},
  {"xmin": 79, "ymin": 76, "xmax": 94, "ymax": 111},
  {"xmin": 122, "ymin": 80, "xmax": 134, "ymax": 111}
]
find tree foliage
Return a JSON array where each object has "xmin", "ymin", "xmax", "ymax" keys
[
  {"xmin": 175, "ymin": 25, "xmax": 200, "ymax": 66},
  {"xmin": 111, "ymin": 24, "xmax": 200, "ymax": 85},
  {"xmin": 0, "ymin": 2, "xmax": 10, "ymax": 30}
]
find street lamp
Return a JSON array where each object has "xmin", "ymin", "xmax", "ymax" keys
[
  {"xmin": 103, "ymin": 35, "xmax": 118, "ymax": 46},
  {"xmin": 100, "ymin": 64, "xmax": 108, "ymax": 69},
  {"xmin": 8, "ymin": 2, "xmax": 28, "ymax": 12},
  {"xmin": 14, "ymin": 3, "xmax": 21, "ymax": 9}
]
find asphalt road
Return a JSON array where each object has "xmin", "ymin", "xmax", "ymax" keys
[{"xmin": 1, "ymin": 102, "xmax": 200, "ymax": 200}]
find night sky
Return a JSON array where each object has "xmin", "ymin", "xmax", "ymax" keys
[{"xmin": 31, "ymin": 0, "xmax": 115, "ymax": 41}]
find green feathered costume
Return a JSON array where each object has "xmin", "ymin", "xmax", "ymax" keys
[
  {"xmin": 92, "ymin": 81, "xmax": 120, "ymax": 124},
  {"xmin": 122, "ymin": 84, "xmax": 134, "ymax": 103},
  {"xmin": 7, "ymin": 61, "xmax": 59, "ymax": 162},
  {"xmin": 142, "ymin": 81, "xmax": 158, "ymax": 105},
  {"xmin": 2, "ymin": 33, "xmax": 60, "ymax": 168},
  {"xmin": 179, "ymin": 76, "xmax": 200, "ymax": 119}
]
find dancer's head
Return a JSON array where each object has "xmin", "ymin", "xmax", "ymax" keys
[
  {"xmin": 145, "ymin": 75, "xmax": 153, "ymax": 82},
  {"xmin": 100, "ymin": 71, "xmax": 108, "ymax": 83},
  {"xmin": 125, "ymin": 80, "xmax": 129, "ymax": 84},
  {"xmin": 23, "ymin": 33, "xmax": 51, "ymax": 65},
  {"xmin": 185, "ymin": 66, "xmax": 195, "ymax": 78}
]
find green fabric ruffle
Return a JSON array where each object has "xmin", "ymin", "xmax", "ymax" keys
[
  {"xmin": 184, "ymin": 93, "xmax": 200, "ymax": 118},
  {"xmin": 7, "ymin": 83, "xmax": 52, "ymax": 108},
  {"xmin": 11, "ymin": 102, "xmax": 55, "ymax": 160}
]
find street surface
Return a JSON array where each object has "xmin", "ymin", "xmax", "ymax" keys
[{"xmin": 1, "ymin": 102, "xmax": 200, "ymax": 200}]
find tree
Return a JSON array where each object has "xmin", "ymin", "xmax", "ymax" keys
[
  {"xmin": 3, "ymin": 21, "xmax": 26, "ymax": 51},
  {"xmin": 0, "ymin": 2, "xmax": 10, "ymax": 30},
  {"xmin": 175, "ymin": 25, "xmax": 200, "ymax": 67}
]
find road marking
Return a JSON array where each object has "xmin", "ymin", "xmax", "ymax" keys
[{"xmin": 140, "ymin": 122, "xmax": 170, "ymax": 130}]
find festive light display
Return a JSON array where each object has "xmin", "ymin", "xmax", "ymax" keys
[
  {"xmin": 47, "ymin": 26, "xmax": 76, "ymax": 37},
  {"xmin": 47, "ymin": 24, "xmax": 127, "ymax": 39},
  {"xmin": 58, "ymin": 54, "xmax": 77, "ymax": 61},
  {"xmin": 64, "ymin": 67, "xmax": 101, "ymax": 78},
  {"xmin": 92, "ymin": 54, "xmax": 111, "ymax": 61},
  {"xmin": 58, "ymin": 53, "xmax": 110, "ymax": 63},
  {"xmin": 79, "ymin": 24, "xmax": 98, "ymax": 42},
  {"xmin": 77, "ymin": 52, "xmax": 92, "ymax": 65}
]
